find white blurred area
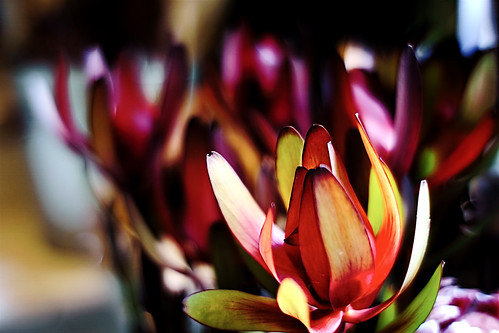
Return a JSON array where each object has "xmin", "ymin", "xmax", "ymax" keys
[
  {"xmin": 0, "ymin": 66, "xmax": 130, "ymax": 332},
  {"xmin": 342, "ymin": 42, "xmax": 376, "ymax": 71},
  {"xmin": 457, "ymin": 0, "xmax": 498, "ymax": 56},
  {"xmin": 17, "ymin": 67, "xmax": 97, "ymax": 243}
]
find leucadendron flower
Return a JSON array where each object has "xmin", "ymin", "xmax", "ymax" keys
[{"xmin": 184, "ymin": 118, "xmax": 443, "ymax": 332}]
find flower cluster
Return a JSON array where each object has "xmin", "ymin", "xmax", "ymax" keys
[{"xmin": 24, "ymin": 10, "xmax": 498, "ymax": 333}]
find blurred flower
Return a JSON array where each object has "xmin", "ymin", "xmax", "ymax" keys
[
  {"xmin": 184, "ymin": 120, "xmax": 442, "ymax": 332},
  {"xmin": 416, "ymin": 46, "xmax": 497, "ymax": 187},
  {"xmin": 347, "ymin": 45, "xmax": 423, "ymax": 177},
  {"xmin": 25, "ymin": 44, "xmax": 228, "ymax": 280},
  {"xmin": 211, "ymin": 24, "xmax": 497, "ymax": 190},
  {"xmin": 31, "ymin": 37, "xmax": 277, "ymax": 268},
  {"xmin": 416, "ymin": 277, "xmax": 499, "ymax": 332},
  {"xmin": 53, "ymin": 45, "xmax": 213, "ymax": 261},
  {"xmin": 52, "ymin": 46, "xmax": 187, "ymax": 190},
  {"xmin": 343, "ymin": 43, "xmax": 498, "ymax": 187},
  {"xmin": 25, "ymin": 44, "xmax": 230, "ymax": 331},
  {"xmin": 206, "ymin": 23, "xmax": 311, "ymax": 155}
]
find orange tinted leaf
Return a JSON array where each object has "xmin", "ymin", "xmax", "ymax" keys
[
  {"xmin": 345, "ymin": 180, "xmax": 433, "ymax": 323},
  {"xmin": 298, "ymin": 170, "xmax": 331, "ymax": 302},
  {"xmin": 302, "ymin": 125, "xmax": 333, "ymax": 170},
  {"xmin": 311, "ymin": 168, "xmax": 375, "ymax": 308}
]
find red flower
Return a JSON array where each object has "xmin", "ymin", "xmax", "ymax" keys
[
  {"xmin": 184, "ymin": 118, "xmax": 442, "ymax": 332},
  {"xmin": 52, "ymin": 46, "xmax": 187, "ymax": 189}
]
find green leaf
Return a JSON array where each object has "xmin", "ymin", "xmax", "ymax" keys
[
  {"xmin": 276, "ymin": 127, "xmax": 304, "ymax": 210},
  {"xmin": 183, "ymin": 290, "xmax": 304, "ymax": 332},
  {"xmin": 417, "ymin": 147, "xmax": 438, "ymax": 180},
  {"xmin": 377, "ymin": 262, "xmax": 443, "ymax": 332},
  {"xmin": 375, "ymin": 286, "xmax": 398, "ymax": 331}
]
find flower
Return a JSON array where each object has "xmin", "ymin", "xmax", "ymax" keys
[
  {"xmin": 184, "ymin": 118, "xmax": 442, "ymax": 332},
  {"xmin": 50, "ymin": 45, "xmax": 216, "ymax": 257}
]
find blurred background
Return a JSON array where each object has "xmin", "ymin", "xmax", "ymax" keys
[{"xmin": 0, "ymin": 0, "xmax": 498, "ymax": 332}]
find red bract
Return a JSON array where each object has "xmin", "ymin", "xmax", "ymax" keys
[{"xmin": 184, "ymin": 118, "xmax": 440, "ymax": 332}]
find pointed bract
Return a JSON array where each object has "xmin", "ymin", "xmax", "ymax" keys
[
  {"xmin": 356, "ymin": 114, "xmax": 403, "ymax": 299},
  {"xmin": 302, "ymin": 125, "xmax": 333, "ymax": 170},
  {"xmin": 207, "ymin": 152, "xmax": 285, "ymax": 271}
]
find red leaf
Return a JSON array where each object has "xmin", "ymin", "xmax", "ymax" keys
[{"xmin": 302, "ymin": 125, "xmax": 333, "ymax": 170}]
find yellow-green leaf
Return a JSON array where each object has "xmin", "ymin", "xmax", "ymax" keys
[
  {"xmin": 399, "ymin": 180, "xmax": 431, "ymax": 291},
  {"xmin": 367, "ymin": 168, "xmax": 384, "ymax": 236},
  {"xmin": 276, "ymin": 127, "xmax": 304, "ymax": 209},
  {"xmin": 375, "ymin": 286, "xmax": 398, "ymax": 331},
  {"xmin": 183, "ymin": 290, "xmax": 304, "ymax": 332},
  {"xmin": 277, "ymin": 278, "xmax": 311, "ymax": 329},
  {"xmin": 368, "ymin": 166, "xmax": 404, "ymax": 236}
]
